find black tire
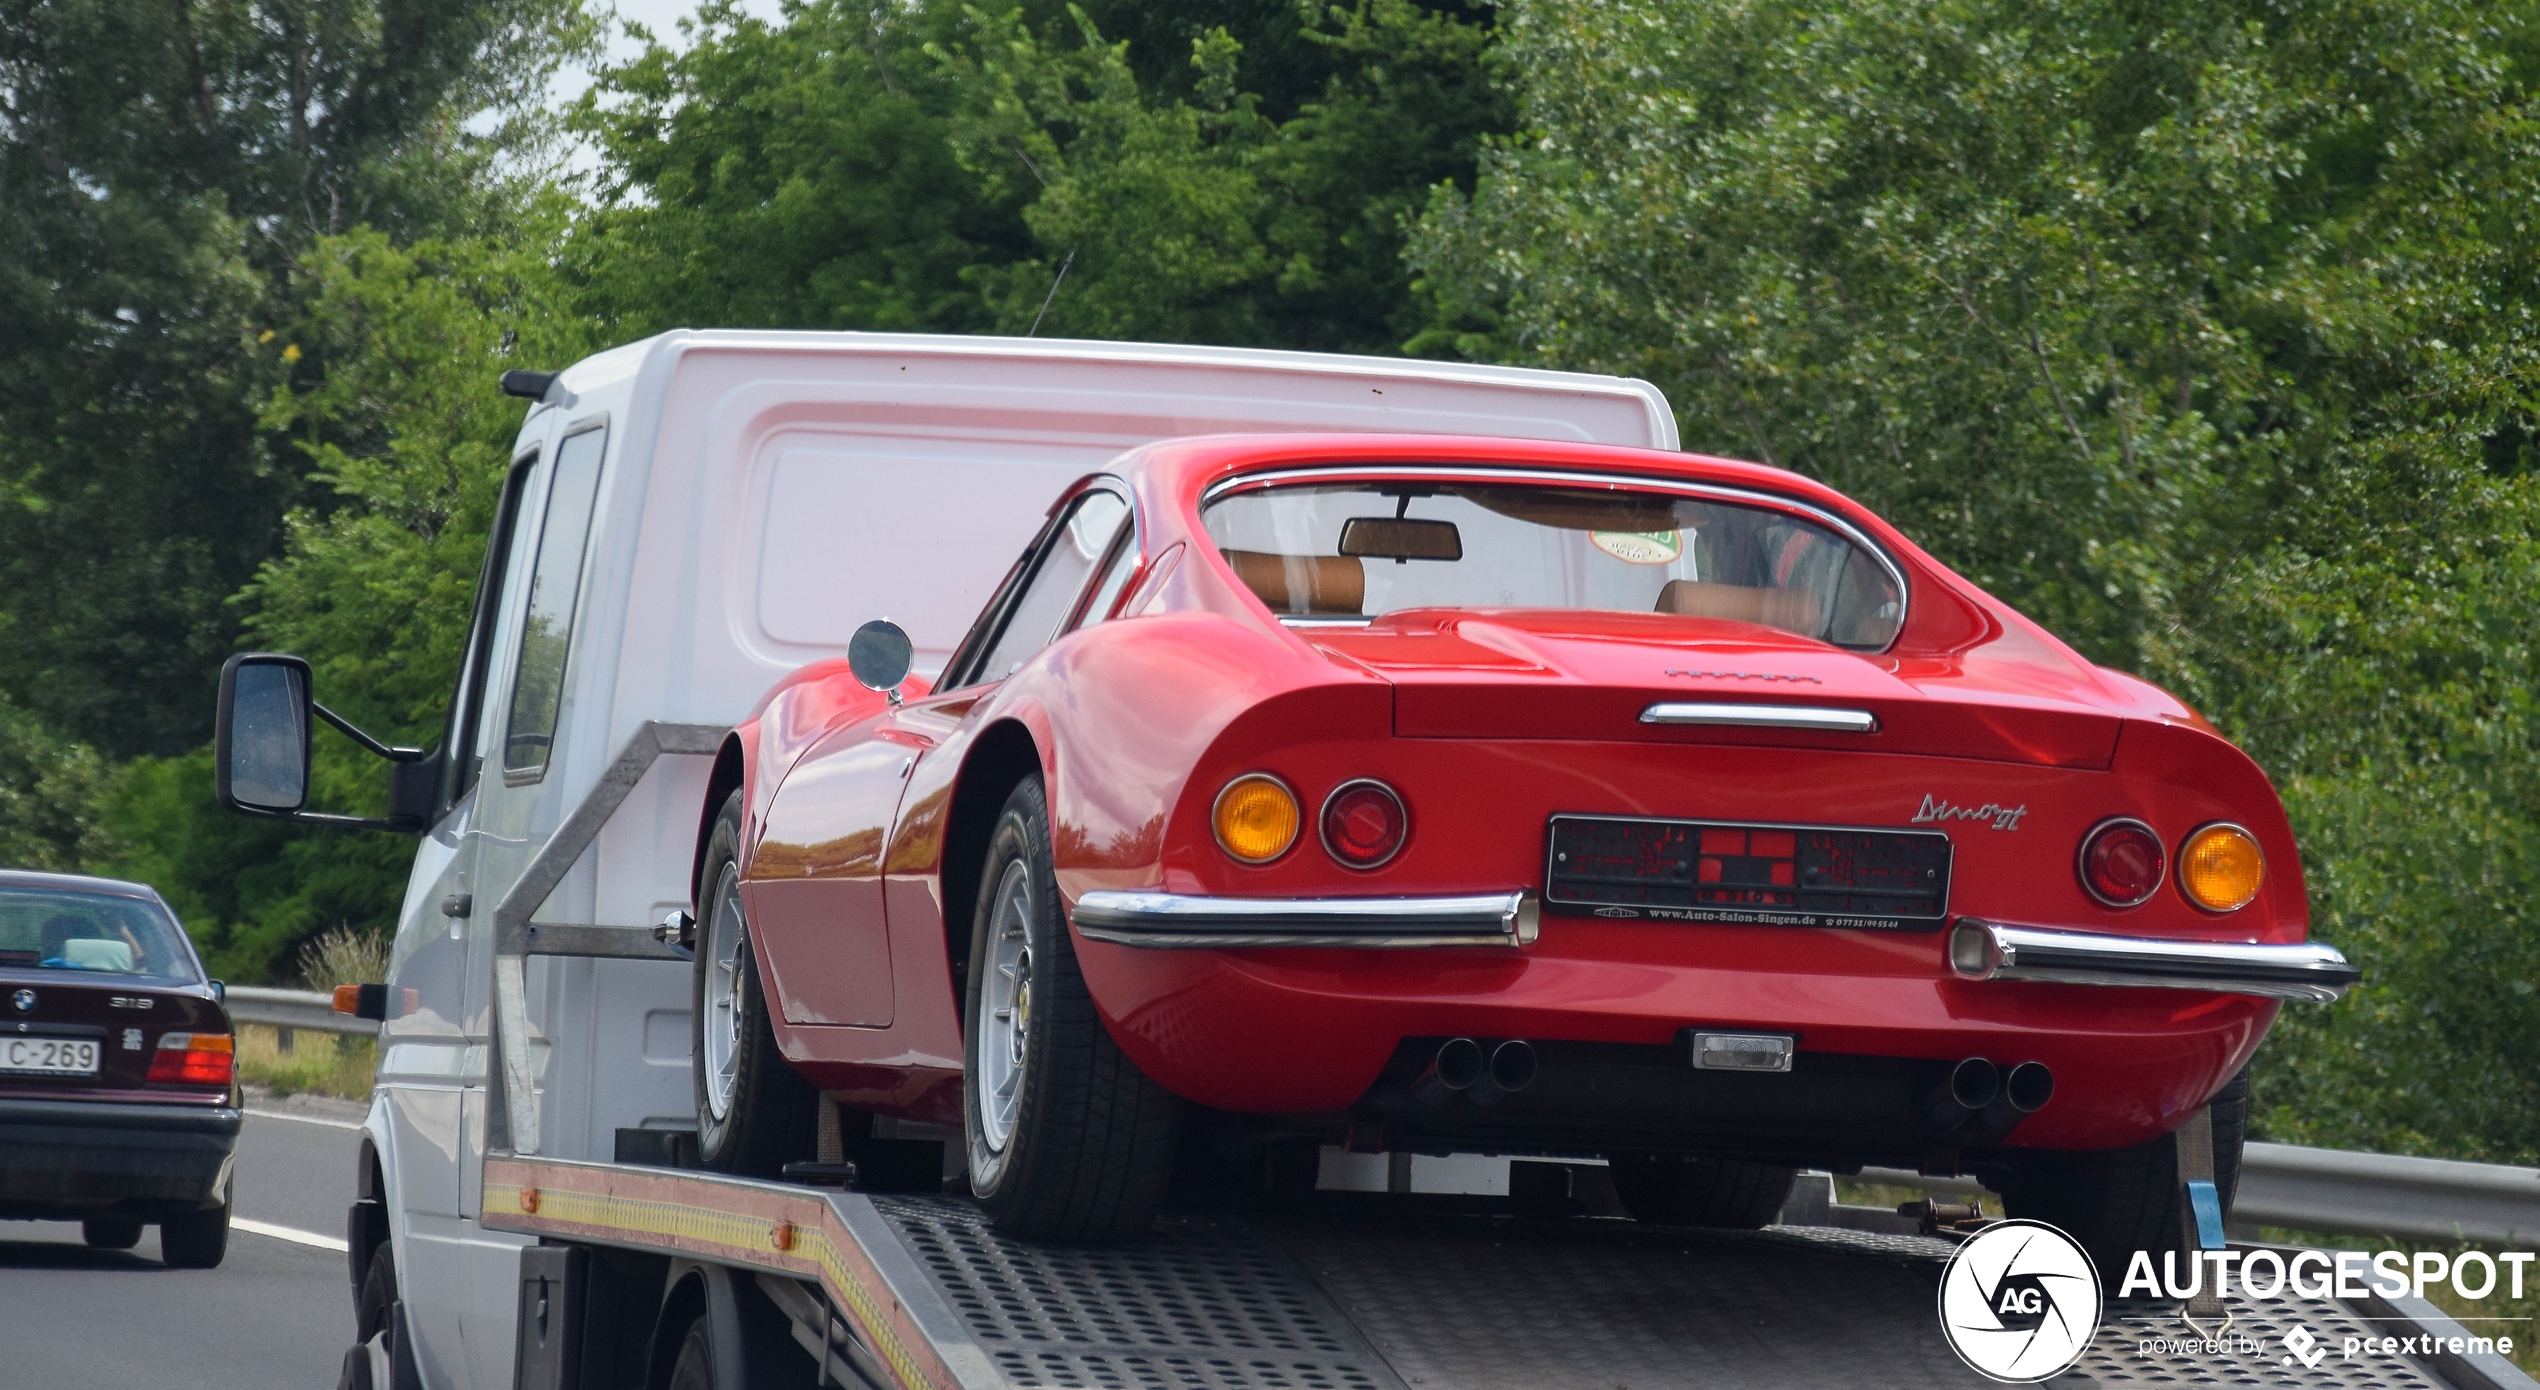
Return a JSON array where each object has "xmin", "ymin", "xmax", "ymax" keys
[
  {"xmin": 357, "ymin": 1242, "xmax": 397, "ymax": 1344},
  {"xmin": 963, "ymin": 775, "xmax": 1182, "ymax": 1242},
  {"xmin": 82, "ymin": 1217, "xmax": 142, "ymax": 1250},
  {"xmin": 160, "ymin": 1188, "xmax": 231, "ymax": 1268},
  {"xmin": 2004, "ymin": 1064, "xmax": 2250, "ymax": 1285},
  {"xmin": 693, "ymin": 790, "xmax": 819, "ymax": 1176},
  {"xmin": 666, "ymin": 1318, "xmax": 714, "ymax": 1390},
  {"xmin": 1607, "ymin": 1154, "xmax": 1798, "ymax": 1228}
]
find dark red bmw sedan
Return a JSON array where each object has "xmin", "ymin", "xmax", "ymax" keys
[{"xmin": 0, "ymin": 869, "xmax": 239, "ymax": 1266}]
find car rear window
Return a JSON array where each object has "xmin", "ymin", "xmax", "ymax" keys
[
  {"xmin": 1200, "ymin": 479, "xmax": 1905, "ymax": 650},
  {"xmin": 0, "ymin": 889, "xmax": 201, "ymax": 982}
]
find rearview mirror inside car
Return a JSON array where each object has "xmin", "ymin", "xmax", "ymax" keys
[
  {"xmin": 848, "ymin": 620, "xmax": 914, "ymax": 701},
  {"xmin": 1339, "ymin": 517, "xmax": 1463, "ymax": 562},
  {"xmin": 216, "ymin": 653, "xmax": 312, "ymax": 814}
]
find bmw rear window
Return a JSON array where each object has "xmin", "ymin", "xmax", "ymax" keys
[{"xmin": 0, "ymin": 889, "xmax": 202, "ymax": 982}]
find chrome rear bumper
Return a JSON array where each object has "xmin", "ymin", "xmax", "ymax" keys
[
  {"xmin": 1949, "ymin": 918, "xmax": 2360, "ymax": 1002},
  {"xmin": 1071, "ymin": 890, "xmax": 1539, "ymax": 949}
]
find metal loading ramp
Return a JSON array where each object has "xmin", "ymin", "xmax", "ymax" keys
[{"xmin": 485, "ymin": 1157, "xmax": 2475, "ymax": 1390}]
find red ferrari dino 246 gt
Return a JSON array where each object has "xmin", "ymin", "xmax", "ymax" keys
[{"xmin": 680, "ymin": 432, "xmax": 2355, "ymax": 1265}]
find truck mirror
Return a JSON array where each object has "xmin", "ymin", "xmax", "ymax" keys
[
  {"xmin": 848, "ymin": 620, "xmax": 914, "ymax": 700},
  {"xmin": 216, "ymin": 653, "xmax": 314, "ymax": 815}
]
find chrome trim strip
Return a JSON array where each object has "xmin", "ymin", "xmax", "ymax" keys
[
  {"xmin": 1949, "ymin": 918, "xmax": 2359, "ymax": 1003},
  {"xmin": 1639, "ymin": 702, "xmax": 1879, "ymax": 734},
  {"xmin": 1200, "ymin": 463, "xmax": 1911, "ymax": 652},
  {"xmin": 1072, "ymin": 890, "xmax": 1538, "ymax": 949}
]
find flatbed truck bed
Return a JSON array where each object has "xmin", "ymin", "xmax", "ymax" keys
[{"xmin": 483, "ymin": 1153, "xmax": 2478, "ymax": 1390}]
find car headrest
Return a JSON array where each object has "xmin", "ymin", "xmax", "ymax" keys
[
  {"xmin": 1656, "ymin": 580, "xmax": 1823, "ymax": 637},
  {"xmin": 1221, "ymin": 550, "xmax": 1366, "ymax": 616}
]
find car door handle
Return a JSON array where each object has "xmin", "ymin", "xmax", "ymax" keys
[{"xmin": 441, "ymin": 892, "xmax": 473, "ymax": 918}]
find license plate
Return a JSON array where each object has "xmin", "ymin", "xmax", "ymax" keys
[
  {"xmin": 1546, "ymin": 814, "xmax": 1953, "ymax": 930},
  {"xmin": 0, "ymin": 1036, "xmax": 100, "ymax": 1077}
]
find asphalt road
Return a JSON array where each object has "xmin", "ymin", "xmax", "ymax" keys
[{"xmin": 0, "ymin": 1090, "xmax": 364, "ymax": 1389}]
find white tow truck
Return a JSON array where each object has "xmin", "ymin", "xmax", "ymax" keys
[{"xmin": 210, "ymin": 331, "xmax": 2494, "ymax": 1390}]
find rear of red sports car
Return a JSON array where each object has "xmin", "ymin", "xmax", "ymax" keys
[{"xmin": 1060, "ymin": 439, "xmax": 2353, "ymax": 1257}]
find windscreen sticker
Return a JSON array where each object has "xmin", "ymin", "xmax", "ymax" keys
[{"xmin": 1591, "ymin": 529, "xmax": 1684, "ymax": 564}]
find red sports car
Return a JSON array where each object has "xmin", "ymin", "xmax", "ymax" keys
[{"xmin": 681, "ymin": 432, "xmax": 2355, "ymax": 1265}]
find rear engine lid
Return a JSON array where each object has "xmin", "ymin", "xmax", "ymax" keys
[{"xmin": 1314, "ymin": 611, "xmax": 2121, "ymax": 769}]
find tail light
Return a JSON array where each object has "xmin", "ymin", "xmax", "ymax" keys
[
  {"xmin": 146, "ymin": 1032, "xmax": 235, "ymax": 1087},
  {"xmin": 1213, "ymin": 774, "xmax": 1301, "ymax": 864},
  {"xmin": 1320, "ymin": 779, "xmax": 1408, "ymax": 868},
  {"xmin": 2078, "ymin": 818, "xmax": 2164, "ymax": 907},
  {"xmin": 2179, "ymin": 823, "xmax": 2265, "ymax": 911}
]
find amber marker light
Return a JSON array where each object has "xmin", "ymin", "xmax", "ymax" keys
[
  {"xmin": 1213, "ymin": 773, "xmax": 1301, "ymax": 864},
  {"xmin": 2179, "ymin": 823, "xmax": 2265, "ymax": 912}
]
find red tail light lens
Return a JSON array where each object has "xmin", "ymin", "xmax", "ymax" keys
[
  {"xmin": 1320, "ymin": 780, "xmax": 1408, "ymax": 869},
  {"xmin": 2078, "ymin": 818, "xmax": 2165, "ymax": 907},
  {"xmin": 146, "ymin": 1032, "xmax": 235, "ymax": 1087}
]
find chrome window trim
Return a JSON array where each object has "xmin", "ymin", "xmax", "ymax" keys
[
  {"xmin": 1071, "ymin": 890, "xmax": 1538, "ymax": 949},
  {"xmin": 1947, "ymin": 918, "xmax": 2358, "ymax": 1003},
  {"xmin": 1199, "ymin": 464, "xmax": 1911, "ymax": 651}
]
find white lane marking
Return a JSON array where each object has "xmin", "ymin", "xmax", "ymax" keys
[
  {"xmin": 245, "ymin": 1106, "xmax": 364, "ymax": 1131},
  {"xmin": 233, "ymin": 1217, "xmax": 349, "ymax": 1252}
]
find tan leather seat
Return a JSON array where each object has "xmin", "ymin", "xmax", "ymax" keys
[
  {"xmin": 1223, "ymin": 550, "xmax": 1366, "ymax": 616},
  {"xmin": 1657, "ymin": 580, "xmax": 1822, "ymax": 636}
]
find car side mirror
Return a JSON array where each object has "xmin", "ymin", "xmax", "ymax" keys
[
  {"xmin": 216, "ymin": 653, "xmax": 313, "ymax": 815},
  {"xmin": 848, "ymin": 620, "xmax": 914, "ymax": 704},
  {"xmin": 214, "ymin": 651, "xmax": 437, "ymax": 832}
]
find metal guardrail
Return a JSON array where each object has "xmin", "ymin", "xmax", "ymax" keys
[
  {"xmin": 222, "ymin": 985, "xmax": 378, "ymax": 1039},
  {"xmin": 1853, "ymin": 1143, "xmax": 2540, "ymax": 1247}
]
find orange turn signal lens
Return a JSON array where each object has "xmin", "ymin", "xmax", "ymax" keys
[
  {"xmin": 1213, "ymin": 774, "xmax": 1300, "ymax": 864},
  {"xmin": 2179, "ymin": 824, "xmax": 2264, "ymax": 912}
]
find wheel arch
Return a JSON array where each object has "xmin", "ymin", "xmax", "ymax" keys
[
  {"xmin": 939, "ymin": 719, "xmax": 1046, "ymax": 1015},
  {"xmin": 690, "ymin": 733, "xmax": 747, "ymax": 910}
]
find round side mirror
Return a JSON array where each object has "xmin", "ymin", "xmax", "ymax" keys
[{"xmin": 847, "ymin": 620, "xmax": 914, "ymax": 696}]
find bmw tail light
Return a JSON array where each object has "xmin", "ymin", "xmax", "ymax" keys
[
  {"xmin": 1320, "ymin": 780, "xmax": 1408, "ymax": 869},
  {"xmin": 1213, "ymin": 774, "xmax": 1301, "ymax": 864},
  {"xmin": 2179, "ymin": 823, "xmax": 2264, "ymax": 911},
  {"xmin": 2078, "ymin": 818, "xmax": 2164, "ymax": 907},
  {"xmin": 146, "ymin": 1032, "xmax": 235, "ymax": 1087}
]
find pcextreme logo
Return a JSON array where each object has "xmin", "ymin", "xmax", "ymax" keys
[{"xmin": 1937, "ymin": 1220, "xmax": 2104, "ymax": 1383}]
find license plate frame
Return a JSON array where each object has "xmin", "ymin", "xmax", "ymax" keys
[
  {"xmin": 1545, "ymin": 813, "xmax": 1954, "ymax": 930},
  {"xmin": 0, "ymin": 1035, "xmax": 102, "ymax": 1077}
]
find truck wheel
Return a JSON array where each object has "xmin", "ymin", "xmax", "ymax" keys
[
  {"xmin": 665, "ymin": 1318, "xmax": 714, "ymax": 1390},
  {"xmin": 160, "ymin": 1188, "xmax": 231, "ymax": 1268},
  {"xmin": 1607, "ymin": 1154, "xmax": 1797, "ymax": 1228},
  {"xmin": 963, "ymin": 775, "xmax": 1181, "ymax": 1242},
  {"xmin": 82, "ymin": 1218, "xmax": 142, "ymax": 1250},
  {"xmin": 2003, "ymin": 1064, "xmax": 2250, "ymax": 1283},
  {"xmin": 693, "ymin": 791, "xmax": 818, "ymax": 1176}
]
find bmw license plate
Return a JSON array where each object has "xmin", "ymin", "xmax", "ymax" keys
[
  {"xmin": 0, "ymin": 1036, "xmax": 100, "ymax": 1077},
  {"xmin": 1545, "ymin": 814, "xmax": 1953, "ymax": 930}
]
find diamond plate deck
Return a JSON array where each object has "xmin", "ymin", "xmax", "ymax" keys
[{"xmin": 870, "ymin": 1198, "xmax": 2461, "ymax": 1390}]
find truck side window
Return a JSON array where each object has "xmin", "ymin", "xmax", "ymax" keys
[
  {"xmin": 443, "ymin": 456, "xmax": 540, "ymax": 807},
  {"xmin": 971, "ymin": 490, "xmax": 1130, "ymax": 683},
  {"xmin": 502, "ymin": 424, "xmax": 608, "ymax": 784}
]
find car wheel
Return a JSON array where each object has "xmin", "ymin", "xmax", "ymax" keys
[
  {"xmin": 1607, "ymin": 1154, "xmax": 1797, "ymax": 1228},
  {"xmin": 692, "ymin": 790, "xmax": 818, "ymax": 1176},
  {"xmin": 160, "ymin": 1187, "xmax": 231, "ymax": 1268},
  {"xmin": 82, "ymin": 1218, "xmax": 142, "ymax": 1250},
  {"xmin": 963, "ymin": 774, "xmax": 1181, "ymax": 1242},
  {"xmin": 2003, "ymin": 1064, "xmax": 2250, "ymax": 1284}
]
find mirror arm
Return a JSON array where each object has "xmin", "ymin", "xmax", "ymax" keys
[{"xmin": 311, "ymin": 700, "xmax": 431, "ymax": 763}]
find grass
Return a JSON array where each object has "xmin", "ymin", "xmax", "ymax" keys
[{"xmin": 233, "ymin": 1021, "xmax": 376, "ymax": 1101}]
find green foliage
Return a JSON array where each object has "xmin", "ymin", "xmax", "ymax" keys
[
  {"xmin": 1412, "ymin": 0, "xmax": 2540, "ymax": 1160},
  {"xmin": 0, "ymin": 697, "xmax": 123, "ymax": 872}
]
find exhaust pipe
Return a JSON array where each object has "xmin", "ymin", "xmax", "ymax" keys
[
  {"xmin": 1411, "ymin": 1038, "xmax": 1485, "ymax": 1106},
  {"xmin": 1949, "ymin": 1057, "xmax": 2000, "ymax": 1111},
  {"xmin": 2004, "ymin": 1061, "xmax": 2054, "ymax": 1114},
  {"xmin": 1489, "ymin": 1039, "xmax": 1537, "ymax": 1093}
]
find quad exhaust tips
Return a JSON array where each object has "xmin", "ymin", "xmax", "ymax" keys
[
  {"xmin": 2004, "ymin": 1060, "xmax": 2054, "ymax": 1114},
  {"xmin": 1949, "ymin": 1057, "xmax": 2001, "ymax": 1112},
  {"xmin": 1927, "ymin": 1056, "xmax": 2053, "ymax": 1136}
]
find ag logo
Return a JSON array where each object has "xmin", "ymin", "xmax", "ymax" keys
[{"xmin": 1937, "ymin": 1219, "xmax": 2102, "ymax": 1382}]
